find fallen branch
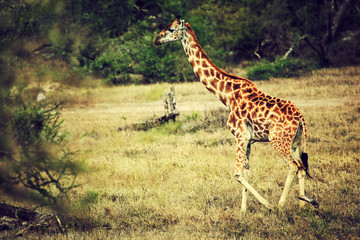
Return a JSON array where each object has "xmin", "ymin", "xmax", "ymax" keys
[
  {"xmin": 0, "ymin": 203, "xmax": 63, "ymax": 234},
  {"xmin": 32, "ymin": 43, "xmax": 52, "ymax": 52},
  {"xmin": 121, "ymin": 112, "xmax": 179, "ymax": 131}
]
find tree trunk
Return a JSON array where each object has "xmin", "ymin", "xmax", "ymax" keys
[{"xmin": 304, "ymin": 0, "xmax": 355, "ymax": 66}]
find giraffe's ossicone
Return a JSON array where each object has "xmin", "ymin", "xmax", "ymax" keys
[{"xmin": 154, "ymin": 17, "xmax": 318, "ymax": 211}]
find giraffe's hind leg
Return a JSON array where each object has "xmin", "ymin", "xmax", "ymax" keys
[
  {"xmin": 270, "ymin": 123, "xmax": 318, "ymax": 208},
  {"xmin": 278, "ymin": 164, "xmax": 297, "ymax": 207},
  {"xmin": 278, "ymin": 134, "xmax": 302, "ymax": 207},
  {"xmin": 279, "ymin": 164, "xmax": 318, "ymax": 208},
  {"xmin": 268, "ymin": 124, "xmax": 298, "ymax": 208},
  {"xmin": 292, "ymin": 124, "xmax": 319, "ymax": 208},
  {"xmin": 297, "ymin": 169, "xmax": 319, "ymax": 207}
]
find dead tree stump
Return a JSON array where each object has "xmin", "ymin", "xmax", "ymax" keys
[{"xmin": 119, "ymin": 86, "xmax": 179, "ymax": 131}]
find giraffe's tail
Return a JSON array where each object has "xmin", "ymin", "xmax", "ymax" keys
[
  {"xmin": 293, "ymin": 121, "xmax": 312, "ymax": 178},
  {"xmin": 300, "ymin": 152, "xmax": 312, "ymax": 179},
  {"xmin": 299, "ymin": 121, "xmax": 312, "ymax": 179},
  {"xmin": 301, "ymin": 120, "xmax": 308, "ymax": 153}
]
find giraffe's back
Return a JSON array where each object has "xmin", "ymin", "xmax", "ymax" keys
[{"xmin": 228, "ymin": 87, "xmax": 307, "ymax": 143}]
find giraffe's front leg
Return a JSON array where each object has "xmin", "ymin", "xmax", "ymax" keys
[
  {"xmin": 233, "ymin": 135, "xmax": 250, "ymax": 212},
  {"xmin": 234, "ymin": 136, "xmax": 272, "ymax": 211},
  {"xmin": 237, "ymin": 176, "xmax": 273, "ymax": 210},
  {"xmin": 240, "ymin": 170, "xmax": 248, "ymax": 212}
]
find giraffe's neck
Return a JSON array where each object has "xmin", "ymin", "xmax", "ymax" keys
[
  {"xmin": 180, "ymin": 23, "xmax": 250, "ymax": 106},
  {"xmin": 180, "ymin": 24, "xmax": 219, "ymax": 91}
]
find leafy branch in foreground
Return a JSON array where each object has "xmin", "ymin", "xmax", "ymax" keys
[{"xmin": 0, "ymin": 90, "xmax": 83, "ymax": 208}]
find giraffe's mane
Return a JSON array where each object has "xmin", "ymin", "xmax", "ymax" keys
[{"xmin": 185, "ymin": 22, "xmax": 253, "ymax": 85}]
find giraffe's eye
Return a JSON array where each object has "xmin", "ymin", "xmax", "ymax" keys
[{"xmin": 169, "ymin": 29, "xmax": 175, "ymax": 33}]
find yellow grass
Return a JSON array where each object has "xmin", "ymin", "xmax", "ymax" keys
[{"xmin": 3, "ymin": 66, "xmax": 360, "ymax": 239}]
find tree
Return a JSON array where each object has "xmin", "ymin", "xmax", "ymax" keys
[
  {"xmin": 0, "ymin": 0, "xmax": 41, "ymax": 52},
  {"xmin": 187, "ymin": 0, "xmax": 359, "ymax": 65},
  {"xmin": 249, "ymin": 0, "xmax": 360, "ymax": 65},
  {"xmin": 302, "ymin": 0, "xmax": 359, "ymax": 65}
]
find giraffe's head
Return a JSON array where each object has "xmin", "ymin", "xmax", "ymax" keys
[{"xmin": 154, "ymin": 17, "xmax": 186, "ymax": 46}]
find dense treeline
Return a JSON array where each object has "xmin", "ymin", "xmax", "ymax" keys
[{"xmin": 1, "ymin": 0, "xmax": 359, "ymax": 84}]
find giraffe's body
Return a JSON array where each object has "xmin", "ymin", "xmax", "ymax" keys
[{"xmin": 154, "ymin": 18, "xmax": 318, "ymax": 210}]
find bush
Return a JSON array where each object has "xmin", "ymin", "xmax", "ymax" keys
[
  {"xmin": 86, "ymin": 23, "xmax": 196, "ymax": 84},
  {"xmin": 131, "ymin": 38, "xmax": 195, "ymax": 83},
  {"xmin": 88, "ymin": 43, "xmax": 132, "ymax": 84},
  {"xmin": 0, "ymin": 89, "xmax": 83, "ymax": 207},
  {"xmin": 246, "ymin": 57, "xmax": 313, "ymax": 80}
]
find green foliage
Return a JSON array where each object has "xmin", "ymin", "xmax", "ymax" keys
[
  {"xmin": 154, "ymin": 121, "xmax": 183, "ymax": 135},
  {"xmin": 0, "ymin": 0, "xmax": 42, "ymax": 51},
  {"xmin": 131, "ymin": 41, "xmax": 194, "ymax": 83},
  {"xmin": 71, "ymin": 0, "xmax": 136, "ymax": 37},
  {"xmin": 189, "ymin": 1, "xmax": 263, "ymax": 61},
  {"xmin": 88, "ymin": 42, "xmax": 132, "ymax": 84},
  {"xmin": 80, "ymin": 190, "xmax": 100, "ymax": 206},
  {"xmin": 85, "ymin": 22, "xmax": 195, "ymax": 84},
  {"xmin": 0, "ymin": 89, "xmax": 83, "ymax": 207},
  {"xmin": 246, "ymin": 57, "xmax": 313, "ymax": 80},
  {"xmin": 13, "ymin": 103, "xmax": 65, "ymax": 146},
  {"xmin": 1, "ymin": 0, "xmax": 360, "ymax": 85}
]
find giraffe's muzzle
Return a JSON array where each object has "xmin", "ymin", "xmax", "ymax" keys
[{"xmin": 154, "ymin": 36, "xmax": 162, "ymax": 46}]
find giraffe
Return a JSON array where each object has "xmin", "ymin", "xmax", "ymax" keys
[{"xmin": 154, "ymin": 17, "xmax": 318, "ymax": 211}]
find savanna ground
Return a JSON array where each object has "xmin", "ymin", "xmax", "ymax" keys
[{"xmin": 2, "ymin": 66, "xmax": 360, "ymax": 239}]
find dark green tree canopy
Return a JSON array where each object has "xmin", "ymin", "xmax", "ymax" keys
[{"xmin": 1, "ymin": 0, "xmax": 359, "ymax": 83}]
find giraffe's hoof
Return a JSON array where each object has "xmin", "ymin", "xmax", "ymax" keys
[
  {"xmin": 298, "ymin": 196, "xmax": 319, "ymax": 208},
  {"xmin": 310, "ymin": 199, "xmax": 319, "ymax": 208}
]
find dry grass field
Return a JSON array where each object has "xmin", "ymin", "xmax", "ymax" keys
[{"xmin": 3, "ymin": 66, "xmax": 360, "ymax": 239}]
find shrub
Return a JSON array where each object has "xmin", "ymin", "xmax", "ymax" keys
[
  {"xmin": 246, "ymin": 57, "xmax": 313, "ymax": 80},
  {"xmin": 89, "ymin": 45, "xmax": 132, "ymax": 84},
  {"xmin": 84, "ymin": 22, "xmax": 196, "ymax": 84},
  {"xmin": 0, "ymin": 89, "xmax": 83, "ymax": 207}
]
